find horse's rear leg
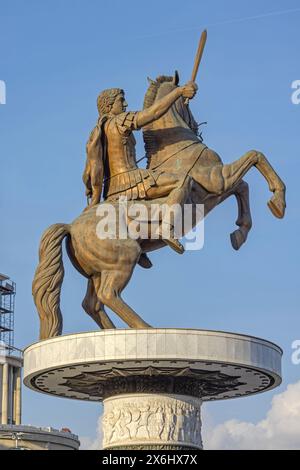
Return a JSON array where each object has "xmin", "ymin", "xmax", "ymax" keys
[
  {"xmin": 82, "ymin": 278, "xmax": 116, "ymax": 329},
  {"xmin": 231, "ymin": 180, "xmax": 252, "ymax": 250},
  {"xmin": 95, "ymin": 270, "xmax": 152, "ymax": 328}
]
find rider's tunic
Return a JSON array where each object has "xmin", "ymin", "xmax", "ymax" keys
[{"xmin": 103, "ymin": 111, "xmax": 162, "ymax": 201}]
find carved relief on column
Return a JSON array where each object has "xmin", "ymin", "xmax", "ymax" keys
[{"xmin": 103, "ymin": 394, "xmax": 202, "ymax": 450}]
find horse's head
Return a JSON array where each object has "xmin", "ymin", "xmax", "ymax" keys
[
  {"xmin": 143, "ymin": 72, "xmax": 201, "ymax": 168},
  {"xmin": 143, "ymin": 71, "xmax": 199, "ymax": 135}
]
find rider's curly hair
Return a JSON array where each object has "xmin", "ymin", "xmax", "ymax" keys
[{"xmin": 97, "ymin": 88, "xmax": 124, "ymax": 115}]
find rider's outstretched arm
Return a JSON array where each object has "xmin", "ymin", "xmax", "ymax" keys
[{"xmin": 135, "ymin": 82, "xmax": 197, "ymax": 129}]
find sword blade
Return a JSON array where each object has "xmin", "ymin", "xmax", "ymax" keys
[
  {"xmin": 191, "ymin": 29, "xmax": 207, "ymax": 82},
  {"xmin": 185, "ymin": 29, "xmax": 207, "ymax": 105}
]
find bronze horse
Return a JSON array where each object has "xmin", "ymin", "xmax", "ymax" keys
[{"xmin": 33, "ymin": 73, "xmax": 286, "ymax": 339}]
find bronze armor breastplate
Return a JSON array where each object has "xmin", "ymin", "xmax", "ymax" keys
[{"xmin": 105, "ymin": 118, "xmax": 137, "ymax": 177}]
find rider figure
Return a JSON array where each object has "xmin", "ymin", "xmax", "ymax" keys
[{"xmin": 83, "ymin": 81, "xmax": 197, "ymax": 257}]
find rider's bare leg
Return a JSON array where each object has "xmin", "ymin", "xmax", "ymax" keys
[
  {"xmin": 146, "ymin": 173, "xmax": 191, "ymax": 201},
  {"xmin": 146, "ymin": 174, "xmax": 193, "ymax": 254}
]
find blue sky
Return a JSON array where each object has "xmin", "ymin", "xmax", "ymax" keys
[{"xmin": 0, "ymin": 0, "xmax": 299, "ymax": 445}]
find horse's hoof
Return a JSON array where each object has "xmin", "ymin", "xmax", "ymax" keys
[
  {"xmin": 267, "ymin": 190, "xmax": 286, "ymax": 219},
  {"xmin": 138, "ymin": 253, "xmax": 153, "ymax": 269},
  {"xmin": 230, "ymin": 229, "xmax": 245, "ymax": 251}
]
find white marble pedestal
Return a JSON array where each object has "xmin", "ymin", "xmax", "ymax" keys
[
  {"xmin": 103, "ymin": 394, "xmax": 202, "ymax": 450},
  {"xmin": 23, "ymin": 329, "xmax": 282, "ymax": 450}
]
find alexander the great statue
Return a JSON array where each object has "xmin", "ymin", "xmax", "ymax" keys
[
  {"xmin": 32, "ymin": 31, "xmax": 286, "ymax": 338},
  {"xmin": 82, "ymin": 82, "xmax": 198, "ymax": 257}
]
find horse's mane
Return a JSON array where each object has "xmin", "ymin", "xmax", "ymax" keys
[
  {"xmin": 143, "ymin": 75, "xmax": 174, "ymax": 109},
  {"xmin": 143, "ymin": 73, "xmax": 204, "ymax": 168},
  {"xmin": 143, "ymin": 76, "xmax": 176, "ymax": 167}
]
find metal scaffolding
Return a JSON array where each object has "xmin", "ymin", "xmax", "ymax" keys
[{"xmin": 0, "ymin": 274, "xmax": 16, "ymax": 353}]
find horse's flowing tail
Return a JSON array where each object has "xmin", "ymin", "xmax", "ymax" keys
[{"xmin": 32, "ymin": 223, "xmax": 70, "ymax": 340}]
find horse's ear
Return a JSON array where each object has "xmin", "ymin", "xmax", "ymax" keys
[
  {"xmin": 173, "ymin": 70, "xmax": 179, "ymax": 86},
  {"xmin": 147, "ymin": 77, "xmax": 156, "ymax": 85}
]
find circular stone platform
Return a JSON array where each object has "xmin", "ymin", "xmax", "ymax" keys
[
  {"xmin": 24, "ymin": 329, "xmax": 282, "ymax": 401},
  {"xmin": 24, "ymin": 329, "xmax": 282, "ymax": 449}
]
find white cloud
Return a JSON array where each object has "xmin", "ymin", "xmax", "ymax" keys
[
  {"xmin": 79, "ymin": 415, "xmax": 103, "ymax": 450},
  {"xmin": 204, "ymin": 381, "xmax": 300, "ymax": 450}
]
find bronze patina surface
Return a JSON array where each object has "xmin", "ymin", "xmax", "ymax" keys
[{"xmin": 32, "ymin": 33, "xmax": 286, "ymax": 339}]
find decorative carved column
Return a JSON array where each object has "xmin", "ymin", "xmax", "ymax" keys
[{"xmin": 103, "ymin": 394, "xmax": 202, "ymax": 450}]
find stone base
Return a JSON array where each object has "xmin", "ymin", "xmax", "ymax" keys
[{"xmin": 23, "ymin": 328, "xmax": 282, "ymax": 449}]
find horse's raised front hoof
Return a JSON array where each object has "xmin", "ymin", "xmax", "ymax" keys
[
  {"xmin": 230, "ymin": 229, "xmax": 246, "ymax": 251},
  {"xmin": 138, "ymin": 253, "xmax": 153, "ymax": 269},
  {"xmin": 267, "ymin": 190, "xmax": 286, "ymax": 219}
]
